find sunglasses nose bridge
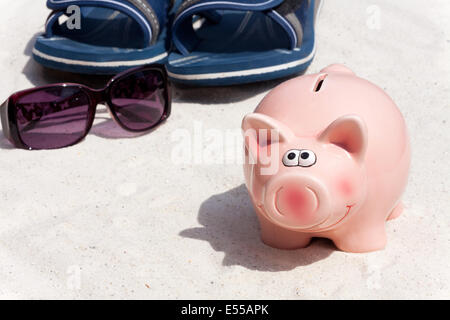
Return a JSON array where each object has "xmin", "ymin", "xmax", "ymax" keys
[
  {"xmin": 90, "ymin": 88, "xmax": 119, "ymax": 123},
  {"xmin": 91, "ymin": 88, "xmax": 108, "ymax": 105},
  {"xmin": 90, "ymin": 88, "xmax": 121, "ymax": 125}
]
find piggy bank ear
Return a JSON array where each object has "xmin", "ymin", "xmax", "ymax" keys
[
  {"xmin": 319, "ymin": 115, "xmax": 368, "ymax": 163},
  {"xmin": 242, "ymin": 113, "xmax": 294, "ymax": 162}
]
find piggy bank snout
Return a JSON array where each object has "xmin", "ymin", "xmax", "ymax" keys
[
  {"xmin": 276, "ymin": 186, "xmax": 318, "ymax": 219},
  {"xmin": 264, "ymin": 175, "xmax": 332, "ymax": 230}
]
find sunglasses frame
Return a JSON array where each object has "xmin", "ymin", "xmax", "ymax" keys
[{"xmin": 0, "ymin": 64, "xmax": 171, "ymax": 150}]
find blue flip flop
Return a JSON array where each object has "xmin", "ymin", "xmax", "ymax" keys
[
  {"xmin": 167, "ymin": 0, "xmax": 322, "ymax": 86},
  {"xmin": 32, "ymin": 0, "xmax": 174, "ymax": 74}
]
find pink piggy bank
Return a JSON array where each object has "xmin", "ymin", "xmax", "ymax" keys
[{"xmin": 242, "ymin": 64, "xmax": 410, "ymax": 253}]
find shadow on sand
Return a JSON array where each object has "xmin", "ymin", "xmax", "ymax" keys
[{"xmin": 180, "ymin": 184, "xmax": 335, "ymax": 271}]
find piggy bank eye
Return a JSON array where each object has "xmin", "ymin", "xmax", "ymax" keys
[
  {"xmin": 298, "ymin": 150, "xmax": 317, "ymax": 167},
  {"xmin": 282, "ymin": 150, "xmax": 300, "ymax": 167}
]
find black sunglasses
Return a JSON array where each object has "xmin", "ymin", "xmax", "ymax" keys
[{"xmin": 1, "ymin": 64, "xmax": 171, "ymax": 150}]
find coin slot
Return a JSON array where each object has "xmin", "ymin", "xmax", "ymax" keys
[{"xmin": 314, "ymin": 74, "xmax": 328, "ymax": 92}]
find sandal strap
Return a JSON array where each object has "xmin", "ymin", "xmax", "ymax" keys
[
  {"xmin": 46, "ymin": 0, "xmax": 170, "ymax": 45},
  {"xmin": 172, "ymin": 0, "xmax": 311, "ymax": 55}
]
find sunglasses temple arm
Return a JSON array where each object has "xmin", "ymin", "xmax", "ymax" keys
[{"xmin": 0, "ymin": 99, "xmax": 12, "ymax": 142}]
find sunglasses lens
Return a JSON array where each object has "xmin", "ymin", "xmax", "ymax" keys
[
  {"xmin": 15, "ymin": 86, "xmax": 91, "ymax": 149},
  {"xmin": 109, "ymin": 69, "xmax": 167, "ymax": 131}
]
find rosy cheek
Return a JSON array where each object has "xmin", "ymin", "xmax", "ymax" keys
[{"xmin": 338, "ymin": 179, "xmax": 353, "ymax": 197}]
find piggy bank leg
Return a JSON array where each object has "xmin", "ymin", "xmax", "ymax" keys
[
  {"xmin": 331, "ymin": 223, "xmax": 387, "ymax": 253},
  {"xmin": 256, "ymin": 211, "xmax": 312, "ymax": 249},
  {"xmin": 387, "ymin": 202, "xmax": 404, "ymax": 221}
]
